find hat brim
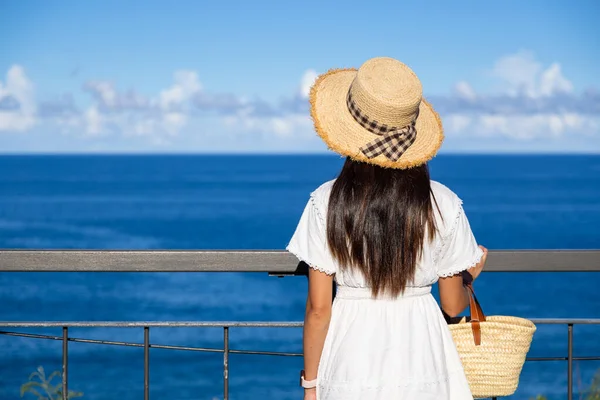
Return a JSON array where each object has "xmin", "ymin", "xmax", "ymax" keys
[{"xmin": 310, "ymin": 68, "xmax": 444, "ymax": 169}]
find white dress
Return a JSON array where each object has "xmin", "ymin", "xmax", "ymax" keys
[{"xmin": 286, "ymin": 179, "xmax": 484, "ymax": 400}]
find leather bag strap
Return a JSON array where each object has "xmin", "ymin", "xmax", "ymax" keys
[{"xmin": 465, "ymin": 281, "xmax": 486, "ymax": 346}]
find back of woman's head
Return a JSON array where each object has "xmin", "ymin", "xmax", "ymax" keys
[{"xmin": 327, "ymin": 157, "xmax": 437, "ymax": 297}]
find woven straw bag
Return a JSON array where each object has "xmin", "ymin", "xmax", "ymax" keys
[{"xmin": 448, "ymin": 279, "xmax": 536, "ymax": 398}]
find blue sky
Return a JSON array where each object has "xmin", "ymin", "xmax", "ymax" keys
[{"xmin": 1, "ymin": 0, "xmax": 599, "ymax": 153}]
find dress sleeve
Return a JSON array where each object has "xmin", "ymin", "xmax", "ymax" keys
[
  {"xmin": 436, "ymin": 204, "xmax": 484, "ymax": 278},
  {"xmin": 286, "ymin": 196, "xmax": 337, "ymax": 275}
]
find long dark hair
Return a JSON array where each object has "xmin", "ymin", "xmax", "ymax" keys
[{"xmin": 327, "ymin": 157, "xmax": 438, "ymax": 297}]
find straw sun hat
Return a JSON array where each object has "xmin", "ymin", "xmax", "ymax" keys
[{"xmin": 310, "ymin": 57, "xmax": 443, "ymax": 169}]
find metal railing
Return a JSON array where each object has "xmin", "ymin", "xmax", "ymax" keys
[
  {"xmin": 1, "ymin": 249, "xmax": 599, "ymax": 273},
  {"xmin": 0, "ymin": 321, "xmax": 303, "ymax": 400},
  {"xmin": 1, "ymin": 249, "xmax": 599, "ymax": 400}
]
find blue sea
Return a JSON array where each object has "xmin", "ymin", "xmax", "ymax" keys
[{"xmin": 0, "ymin": 154, "xmax": 599, "ymax": 400}]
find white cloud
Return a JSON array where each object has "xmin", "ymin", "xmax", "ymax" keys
[
  {"xmin": 0, "ymin": 65, "xmax": 37, "ymax": 132},
  {"xmin": 68, "ymin": 70, "xmax": 203, "ymax": 138},
  {"xmin": 211, "ymin": 69, "xmax": 319, "ymax": 138},
  {"xmin": 87, "ymin": 81, "xmax": 116, "ymax": 107},
  {"xmin": 453, "ymin": 81, "xmax": 477, "ymax": 101},
  {"xmin": 159, "ymin": 70, "xmax": 201, "ymax": 110},
  {"xmin": 84, "ymin": 81, "xmax": 149, "ymax": 110},
  {"xmin": 162, "ymin": 112, "xmax": 187, "ymax": 136},
  {"xmin": 2, "ymin": 52, "xmax": 598, "ymax": 152},
  {"xmin": 490, "ymin": 50, "xmax": 574, "ymax": 98},
  {"xmin": 299, "ymin": 69, "xmax": 318, "ymax": 99},
  {"xmin": 223, "ymin": 113, "xmax": 312, "ymax": 139},
  {"xmin": 436, "ymin": 51, "xmax": 599, "ymax": 141},
  {"xmin": 132, "ymin": 119, "xmax": 157, "ymax": 136},
  {"xmin": 491, "ymin": 50, "xmax": 542, "ymax": 97},
  {"xmin": 84, "ymin": 106, "xmax": 103, "ymax": 136},
  {"xmin": 444, "ymin": 114, "xmax": 472, "ymax": 134},
  {"xmin": 441, "ymin": 112, "xmax": 599, "ymax": 141},
  {"xmin": 539, "ymin": 63, "xmax": 573, "ymax": 97}
]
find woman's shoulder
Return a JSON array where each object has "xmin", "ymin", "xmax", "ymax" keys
[
  {"xmin": 310, "ymin": 179, "xmax": 336, "ymax": 202},
  {"xmin": 306, "ymin": 179, "xmax": 336, "ymax": 219},
  {"xmin": 312, "ymin": 178, "xmax": 335, "ymax": 193},
  {"xmin": 430, "ymin": 180, "xmax": 462, "ymax": 207},
  {"xmin": 430, "ymin": 180, "xmax": 465, "ymax": 230}
]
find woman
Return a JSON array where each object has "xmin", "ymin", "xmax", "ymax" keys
[{"xmin": 286, "ymin": 57, "xmax": 488, "ymax": 400}]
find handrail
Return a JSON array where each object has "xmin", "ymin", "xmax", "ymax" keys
[{"xmin": 0, "ymin": 249, "xmax": 599, "ymax": 273}]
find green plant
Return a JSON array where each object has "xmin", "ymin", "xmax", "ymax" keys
[
  {"xmin": 585, "ymin": 370, "xmax": 600, "ymax": 400},
  {"xmin": 531, "ymin": 369, "xmax": 600, "ymax": 400},
  {"xmin": 20, "ymin": 366, "xmax": 83, "ymax": 400}
]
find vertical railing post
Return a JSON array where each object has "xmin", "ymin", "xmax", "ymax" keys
[
  {"xmin": 224, "ymin": 326, "xmax": 229, "ymax": 400},
  {"xmin": 62, "ymin": 327, "xmax": 68, "ymax": 400},
  {"xmin": 568, "ymin": 323, "xmax": 573, "ymax": 400},
  {"xmin": 144, "ymin": 326, "xmax": 150, "ymax": 400}
]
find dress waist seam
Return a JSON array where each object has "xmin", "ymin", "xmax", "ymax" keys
[{"xmin": 335, "ymin": 285, "xmax": 431, "ymax": 300}]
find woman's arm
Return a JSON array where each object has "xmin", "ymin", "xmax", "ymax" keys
[
  {"xmin": 438, "ymin": 274, "xmax": 470, "ymax": 317},
  {"xmin": 438, "ymin": 245, "xmax": 488, "ymax": 317},
  {"xmin": 303, "ymin": 267, "xmax": 334, "ymax": 397}
]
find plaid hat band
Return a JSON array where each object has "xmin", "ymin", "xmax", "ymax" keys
[{"xmin": 347, "ymin": 91, "xmax": 418, "ymax": 162}]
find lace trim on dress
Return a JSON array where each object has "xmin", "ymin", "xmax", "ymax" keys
[
  {"xmin": 432, "ymin": 200, "xmax": 464, "ymax": 265},
  {"xmin": 286, "ymin": 247, "xmax": 335, "ymax": 276},
  {"xmin": 309, "ymin": 192, "xmax": 326, "ymax": 225},
  {"xmin": 437, "ymin": 246, "xmax": 484, "ymax": 278}
]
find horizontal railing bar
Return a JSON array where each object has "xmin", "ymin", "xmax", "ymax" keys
[
  {"xmin": 0, "ymin": 321, "xmax": 305, "ymax": 328},
  {"xmin": 0, "ymin": 319, "xmax": 599, "ymax": 328},
  {"xmin": 229, "ymin": 349, "xmax": 302, "ymax": 357},
  {"xmin": 527, "ymin": 357, "xmax": 600, "ymax": 361},
  {"xmin": 3, "ymin": 330, "xmax": 598, "ymax": 362},
  {"xmin": 0, "ymin": 250, "xmax": 599, "ymax": 273},
  {"xmin": 529, "ymin": 319, "xmax": 600, "ymax": 324},
  {"xmin": 0, "ymin": 330, "xmax": 596, "ymax": 361},
  {"xmin": 0, "ymin": 330, "xmax": 302, "ymax": 357},
  {"xmin": 0, "ymin": 331, "xmax": 209, "ymax": 351},
  {"xmin": 152, "ymin": 343, "xmax": 221, "ymax": 353}
]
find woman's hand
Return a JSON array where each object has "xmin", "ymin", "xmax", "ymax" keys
[
  {"xmin": 304, "ymin": 388, "xmax": 317, "ymax": 400},
  {"xmin": 467, "ymin": 245, "xmax": 488, "ymax": 281}
]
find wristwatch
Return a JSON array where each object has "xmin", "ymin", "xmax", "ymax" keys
[{"xmin": 299, "ymin": 370, "xmax": 317, "ymax": 389}]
